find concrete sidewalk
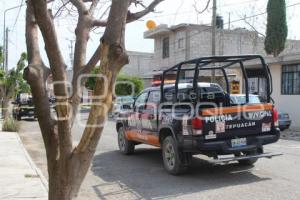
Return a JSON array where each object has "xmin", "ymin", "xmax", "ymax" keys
[{"xmin": 0, "ymin": 131, "xmax": 48, "ymax": 200}]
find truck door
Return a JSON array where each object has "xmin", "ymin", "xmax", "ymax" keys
[
  {"xmin": 127, "ymin": 92, "xmax": 148, "ymax": 142},
  {"xmin": 141, "ymin": 90, "xmax": 161, "ymax": 146}
]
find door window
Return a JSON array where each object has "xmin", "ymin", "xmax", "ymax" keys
[
  {"xmin": 145, "ymin": 90, "xmax": 160, "ymax": 111},
  {"xmin": 134, "ymin": 92, "xmax": 148, "ymax": 112},
  {"xmin": 147, "ymin": 91, "xmax": 161, "ymax": 104}
]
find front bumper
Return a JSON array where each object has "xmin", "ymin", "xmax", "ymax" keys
[
  {"xmin": 20, "ymin": 110, "xmax": 36, "ymax": 117},
  {"xmin": 179, "ymin": 129, "xmax": 280, "ymax": 154}
]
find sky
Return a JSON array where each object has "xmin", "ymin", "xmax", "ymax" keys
[{"xmin": 0, "ymin": 0, "xmax": 300, "ymax": 69}]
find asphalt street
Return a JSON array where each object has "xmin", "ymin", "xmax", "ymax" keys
[{"xmin": 19, "ymin": 113, "xmax": 300, "ymax": 200}]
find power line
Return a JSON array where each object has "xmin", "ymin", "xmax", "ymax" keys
[
  {"xmin": 11, "ymin": 0, "xmax": 25, "ymax": 32},
  {"xmin": 142, "ymin": 0, "xmax": 265, "ymax": 20},
  {"xmin": 151, "ymin": 2, "xmax": 300, "ymax": 53}
]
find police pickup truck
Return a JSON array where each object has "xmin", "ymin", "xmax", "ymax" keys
[{"xmin": 116, "ymin": 55, "xmax": 281, "ymax": 175}]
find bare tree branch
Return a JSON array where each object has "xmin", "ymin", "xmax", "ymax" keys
[
  {"xmin": 241, "ymin": 14, "xmax": 266, "ymax": 38},
  {"xmin": 127, "ymin": 0, "xmax": 164, "ymax": 23},
  {"xmin": 70, "ymin": 0, "xmax": 88, "ymax": 14},
  {"xmin": 54, "ymin": 0, "xmax": 71, "ymax": 18},
  {"xmin": 81, "ymin": 44, "xmax": 102, "ymax": 74},
  {"xmin": 131, "ymin": 0, "xmax": 147, "ymax": 8},
  {"xmin": 31, "ymin": 0, "xmax": 72, "ymax": 158},
  {"xmin": 68, "ymin": 0, "xmax": 96, "ymax": 125},
  {"xmin": 89, "ymin": 0, "xmax": 100, "ymax": 14},
  {"xmin": 92, "ymin": 19, "xmax": 107, "ymax": 26},
  {"xmin": 91, "ymin": 0, "xmax": 165, "ymax": 27},
  {"xmin": 193, "ymin": 0, "xmax": 211, "ymax": 15}
]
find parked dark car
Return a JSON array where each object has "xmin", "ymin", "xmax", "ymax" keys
[
  {"xmin": 109, "ymin": 96, "xmax": 135, "ymax": 118},
  {"xmin": 12, "ymin": 98, "xmax": 36, "ymax": 120},
  {"xmin": 278, "ymin": 112, "xmax": 291, "ymax": 131}
]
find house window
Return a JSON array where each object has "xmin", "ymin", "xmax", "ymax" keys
[
  {"xmin": 178, "ymin": 38, "xmax": 184, "ymax": 49},
  {"xmin": 282, "ymin": 64, "xmax": 300, "ymax": 95},
  {"xmin": 162, "ymin": 37, "xmax": 169, "ymax": 58}
]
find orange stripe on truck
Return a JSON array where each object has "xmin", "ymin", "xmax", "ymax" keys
[
  {"xmin": 125, "ymin": 130, "xmax": 160, "ymax": 147},
  {"xmin": 201, "ymin": 103, "xmax": 273, "ymax": 116}
]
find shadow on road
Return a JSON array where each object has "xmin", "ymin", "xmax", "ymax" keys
[
  {"xmin": 21, "ymin": 118, "xmax": 37, "ymax": 122},
  {"xmin": 91, "ymin": 148, "xmax": 270, "ymax": 199}
]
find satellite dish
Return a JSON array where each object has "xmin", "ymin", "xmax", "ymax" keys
[{"xmin": 146, "ymin": 20, "xmax": 157, "ymax": 30}]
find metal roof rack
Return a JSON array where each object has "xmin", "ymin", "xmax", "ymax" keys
[{"xmin": 161, "ymin": 55, "xmax": 272, "ymax": 104}]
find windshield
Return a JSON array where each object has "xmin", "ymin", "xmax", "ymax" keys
[
  {"xmin": 116, "ymin": 96, "xmax": 134, "ymax": 104},
  {"xmin": 230, "ymin": 95, "xmax": 261, "ymax": 104}
]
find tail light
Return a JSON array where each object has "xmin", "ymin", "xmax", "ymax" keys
[
  {"xmin": 192, "ymin": 117, "xmax": 203, "ymax": 135},
  {"xmin": 272, "ymin": 107, "xmax": 279, "ymax": 127}
]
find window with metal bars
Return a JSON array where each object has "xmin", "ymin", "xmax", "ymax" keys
[
  {"xmin": 281, "ymin": 64, "xmax": 300, "ymax": 95},
  {"xmin": 162, "ymin": 37, "xmax": 169, "ymax": 59}
]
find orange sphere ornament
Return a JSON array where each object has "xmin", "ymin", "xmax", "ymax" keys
[{"xmin": 146, "ymin": 20, "xmax": 157, "ymax": 30}]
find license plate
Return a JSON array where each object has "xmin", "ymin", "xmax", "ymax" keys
[{"xmin": 231, "ymin": 138, "xmax": 247, "ymax": 148}]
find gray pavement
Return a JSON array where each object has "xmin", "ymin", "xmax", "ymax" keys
[
  {"xmin": 0, "ymin": 131, "xmax": 48, "ymax": 200},
  {"xmin": 18, "ymin": 115, "xmax": 300, "ymax": 200}
]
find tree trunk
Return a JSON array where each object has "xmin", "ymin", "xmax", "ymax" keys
[
  {"xmin": 24, "ymin": 0, "xmax": 164, "ymax": 199},
  {"xmin": 48, "ymin": 167, "xmax": 73, "ymax": 200},
  {"xmin": 2, "ymin": 97, "xmax": 11, "ymax": 119}
]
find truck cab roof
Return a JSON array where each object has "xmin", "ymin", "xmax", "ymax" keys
[{"xmin": 142, "ymin": 82, "xmax": 223, "ymax": 92}]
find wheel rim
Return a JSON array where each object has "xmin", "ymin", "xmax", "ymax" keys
[
  {"xmin": 164, "ymin": 142, "xmax": 175, "ymax": 169},
  {"xmin": 118, "ymin": 128, "xmax": 126, "ymax": 151}
]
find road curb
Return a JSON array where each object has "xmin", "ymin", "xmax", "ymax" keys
[{"xmin": 14, "ymin": 132, "xmax": 49, "ymax": 193}]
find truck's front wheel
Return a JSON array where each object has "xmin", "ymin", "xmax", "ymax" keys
[{"xmin": 162, "ymin": 136, "xmax": 191, "ymax": 175}]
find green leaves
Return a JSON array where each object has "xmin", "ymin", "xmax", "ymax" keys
[
  {"xmin": 85, "ymin": 67, "xmax": 144, "ymax": 96},
  {"xmin": 0, "ymin": 52, "xmax": 30, "ymax": 98},
  {"xmin": 265, "ymin": 0, "xmax": 288, "ymax": 57},
  {"xmin": 115, "ymin": 75, "xmax": 144, "ymax": 96},
  {"xmin": 0, "ymin": 46, "xmax": 3, "ymax": 69}
]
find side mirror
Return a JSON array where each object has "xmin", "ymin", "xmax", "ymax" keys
[
  {"xmin": 137, "ymin": 105, "xmax": 145, "ymax": 113},
  {"xmin": 133, "ymin": 103, "xmax": 143, "ymax": 113}
]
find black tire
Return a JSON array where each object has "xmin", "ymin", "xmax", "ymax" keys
[
  {"xmin": 238, "ymin": 149, "xmax": 258, "ymax": 166},
  {"xmin": 162, "ymin": 136, "xmax": 191, "ymax": 175},
  {"xmin": 117, "ymin": 126, "xmax": 135, "ymax": 155}
]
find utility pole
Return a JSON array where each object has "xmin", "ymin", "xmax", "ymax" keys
[
  {"xmin": 5, "ymin": 28, "xmax": 9, "ymax": 72},
  {"xmin": 3, "ymin": 4, "xmax": 25, "ymax": 71},
  {"xmin": 211, "ymin": 0, "xmax": 217, "ymax": 82},
  {"xmin": 228, "ymin": 12, "xmax": 231, "ymax": 30}
]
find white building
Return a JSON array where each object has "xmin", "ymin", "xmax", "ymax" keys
[
  {"xmin": 121, "ymin": 51, "xmax": 154, "ymax": 87},
  {"xmin": 144, "ymin": 23, "xmax": 300, "ymax": 129}
]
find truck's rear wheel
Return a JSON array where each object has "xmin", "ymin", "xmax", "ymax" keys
[
  {"xmin": 238, "ymin": 149, "xmax": 258, "ymax": 166},
  {"xmin": 118, "ymin": 126, "xmax": 135, "ymax": 155},
  {"xmin": 162, "ymin": 136, "xmax": 191, "ymax": 175}
]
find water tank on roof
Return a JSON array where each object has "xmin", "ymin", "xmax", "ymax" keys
[{"xmin": 216, "ymin": 15, "xmax": 224, "ymax": 29}]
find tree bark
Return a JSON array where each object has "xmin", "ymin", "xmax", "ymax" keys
[{"xmin": 2, "ymin": 97, "xmax": 11, "ymax": 119}]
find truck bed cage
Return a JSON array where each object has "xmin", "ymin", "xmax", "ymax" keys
[{"xmin": 161, "ymin": 55, "xmax": 272, "ymax": 104}]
